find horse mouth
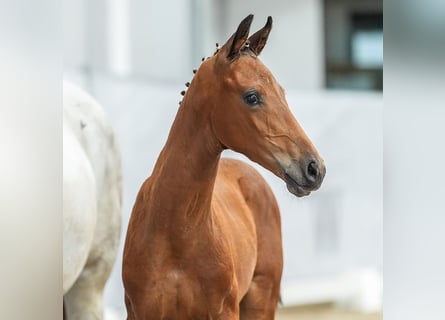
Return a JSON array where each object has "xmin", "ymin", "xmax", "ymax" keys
[{"xmin": 284, "ymin": 173, "xmax": 311, "ymax": 197}]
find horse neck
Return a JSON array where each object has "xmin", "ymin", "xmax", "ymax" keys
[{"xmin": 148, "ymin": 87, "xmax": 223, "ymax": 232}]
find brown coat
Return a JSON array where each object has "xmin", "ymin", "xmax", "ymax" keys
[{"xmin": 122, "ymin": 15, "xmax": 325, "ymax": 320}]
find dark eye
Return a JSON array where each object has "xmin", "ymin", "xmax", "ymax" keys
[{"xmin": 243, "ymin": 91, "xmax": 262, "ymax": 106}]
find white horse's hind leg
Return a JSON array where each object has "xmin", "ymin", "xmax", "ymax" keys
[
  {"xmin": 64, "ymin": 256, "xmax": 109, "ymax": 320},
  {"xmin": 64, "ymin": 209, "xmax": 120, "ymax": 320},
  {"xmin": 64, "ymin": 280, "xmax": 103, "ymax": 320},
  {"xmin": 64, "ymin": 179, "xmax": 121, "ymax": 320},
  {"xmin": 63, "ymin": 126, "xmax": 97, "ymax": 293},
  {"xmin": 63, "ymin": 82, "xmax": 122, "ymax": 320},
  {"xmin": 63, "ymin": 125, "xmax": 105, "ymax": 320}
]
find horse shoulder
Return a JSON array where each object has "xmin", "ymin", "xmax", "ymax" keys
[
  {"xmin": 219, "ymin": 158, "xmax": 283, "ymax": 288},
  {"xmin": 214, "ymin": 158, "xmax": 280, "ymax": 296}
]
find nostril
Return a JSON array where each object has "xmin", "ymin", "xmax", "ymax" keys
[{"xmin": 307, "ymin": 161, "xmax": 319, "ymax": 180}]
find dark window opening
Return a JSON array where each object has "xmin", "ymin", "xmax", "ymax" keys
[{"xmin": 324, "ymin": 1, "xmax": 383, "ymax": 91}]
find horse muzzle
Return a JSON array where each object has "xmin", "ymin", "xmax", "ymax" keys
[{"xmin": 282, "ymin": 157, "xmax": 326, "ymax": 197}]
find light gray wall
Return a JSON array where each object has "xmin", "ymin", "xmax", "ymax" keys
[
  {"xmin": 129, "ymin": 0, "xmax": 192, "ymax": 82},
  {"xmin": 63, "ymin": 0, "xmax": 87, "ymax": 68},
  {"xmin": 224, "ymin": 0, "xmax": 324, "ymax": 90},
  {"xmin": 64, "ymin": 0, "xmax": 325, "ymax": 89},
  {"xmin": 63, "ymin": 0, "xmax": 109, "ymax": 74}
]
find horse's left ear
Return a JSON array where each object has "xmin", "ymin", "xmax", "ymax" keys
[{"xmin": 248, "ymin": 16, "xmax": 273, "ymax": 56}]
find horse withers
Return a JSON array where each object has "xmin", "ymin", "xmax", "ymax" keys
[{"xmin": 123, "ymin": 15, "xmax": 325, "ymax": 320}]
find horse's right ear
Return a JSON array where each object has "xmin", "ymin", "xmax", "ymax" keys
[
  {"xmin": 248, "ymin": 16, "xmax": 273, "ymax": 56},
  {"xmin": 220, "ymin": 14, "xmax": 254, "ymax": 60}
]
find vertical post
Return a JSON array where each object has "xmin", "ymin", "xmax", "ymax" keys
[{"xmin": 107, "ymin": 0, "xmax": 131, "ymax": 77}]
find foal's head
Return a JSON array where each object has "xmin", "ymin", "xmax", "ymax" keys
[{"xmin": 189, "ymin": 15, "xmax": 325, "ymax": 197}]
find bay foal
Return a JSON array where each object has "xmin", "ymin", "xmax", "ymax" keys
[{"xmin": 123, "ymin": 15, "xmax": 325, "ymax": 319}]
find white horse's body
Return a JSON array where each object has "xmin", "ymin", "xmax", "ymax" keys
[{"xmin": 63, "ymin": 82, "xmax": 122, "ymax": 319}]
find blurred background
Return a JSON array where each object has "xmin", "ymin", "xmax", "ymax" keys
[{"xmin": 63, "ymin": 0, "xmax": 383, "ymax": 319}]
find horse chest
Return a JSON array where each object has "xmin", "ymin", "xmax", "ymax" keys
[{"xmin": 133, "ymin": 264, "xmax": 236, "ymax": 319}]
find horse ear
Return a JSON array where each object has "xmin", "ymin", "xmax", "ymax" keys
[
  {"xmin": 248, "ymin": 16, "xmax": 273, "ymax": 56},
  {"xmin": 222, "ymin": 14, "xmax": 254, "ymax": 59}
]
